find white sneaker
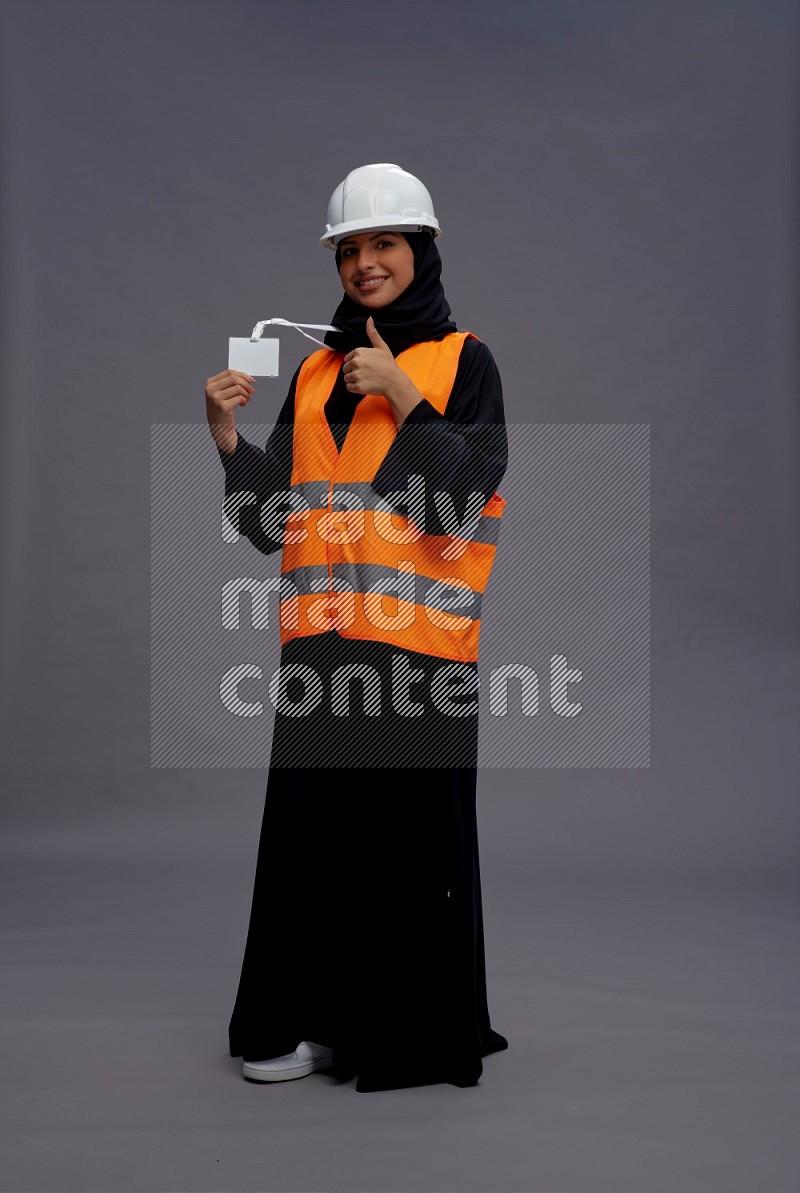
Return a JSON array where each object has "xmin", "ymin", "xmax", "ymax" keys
[{"xmin": 242, "ymin": 1040, "xmax": 335, "ymax": 1082}]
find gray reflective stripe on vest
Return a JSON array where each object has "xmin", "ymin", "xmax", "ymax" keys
[
  {"xmin": 286, "ymin": 480, "xmax": 502, "ymax": 547},
  {"xmin": 280, "ymin": 562, "xmax": 483, "ymax": 621}
]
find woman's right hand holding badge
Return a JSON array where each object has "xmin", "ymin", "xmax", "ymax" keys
[{"xmin": 205, "ymin": 369, "xmax": 255, "ymax": 455}]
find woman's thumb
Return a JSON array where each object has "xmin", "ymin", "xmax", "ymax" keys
[{"xmin": 366, "ymin": 315, "xmax": 387, "ymax": 347}]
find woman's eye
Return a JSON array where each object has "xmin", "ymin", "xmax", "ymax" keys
[{"xmin": 342, "ymin": 239, "xmax": 393, "ymax": 257}]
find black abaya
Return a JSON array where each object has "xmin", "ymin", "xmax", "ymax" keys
[
  {"xmin": 227, "ymin": 632, "xmax": 508, "ymax": 1091},
  {"xmin": 219, "ymin": 332, "xmax": 509, "ymax": 1092}
]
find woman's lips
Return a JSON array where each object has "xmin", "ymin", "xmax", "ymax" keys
[{"xmin": 356, "ymin": 276, "xmax": 389, "ymax": 291}]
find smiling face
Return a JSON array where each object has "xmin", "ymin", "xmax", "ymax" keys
[{"xmin": 337, "ymin": 230, "xmax": 415, "ymax": 308}]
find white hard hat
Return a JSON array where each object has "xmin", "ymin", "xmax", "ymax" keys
[{"xmin": 320, "ymin": 162, "xmax": 442, "ymax": 250}]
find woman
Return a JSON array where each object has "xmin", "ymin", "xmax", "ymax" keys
[{"xmin": 205, "ymin": 163, "xmax": 509, "ymax": 1092}]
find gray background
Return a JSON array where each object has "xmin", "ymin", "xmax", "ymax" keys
[{"xmin": 1, "ymin": 1, "xmax": 798, "ymax": 1190}]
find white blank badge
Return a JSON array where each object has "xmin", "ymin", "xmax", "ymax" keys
[{"xmin": 228, "ymin": 337, "xmax": 279, "ymax": 377}]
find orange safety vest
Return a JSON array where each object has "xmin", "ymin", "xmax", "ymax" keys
[{"xmin": 277, "ymin": 330, "xmax": 506, "ymax": 662}]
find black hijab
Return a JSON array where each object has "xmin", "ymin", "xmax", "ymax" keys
[{"xmin": 323, "ymin": 231, "xmax": 458, "ymax": 358}]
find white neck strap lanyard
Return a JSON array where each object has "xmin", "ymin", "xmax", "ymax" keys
[{"xmin": 250, "ymin": 317, "xmax": 340, "ymax": 349}]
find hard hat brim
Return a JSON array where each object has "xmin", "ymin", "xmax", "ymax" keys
[{"xmin": 320, "ymin": 216, "xmax": 442, "ymax": 250}]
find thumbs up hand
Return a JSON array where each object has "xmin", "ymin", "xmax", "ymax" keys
[
  {"xmin": 342, "ymin": 316, "xmax": 425, "ymax": 428},
  {"xmin": 343, "ymin": 316, "xmax": 403, "ymax": 397}
]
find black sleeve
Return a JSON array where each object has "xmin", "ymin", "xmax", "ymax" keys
[
  {"xmin": 216, "ymin": 359, "xmax": 305, "ymax": 556},
  {"xmin": 370, "ymin": 337, "xmax": 508, "ymax": 535}
]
